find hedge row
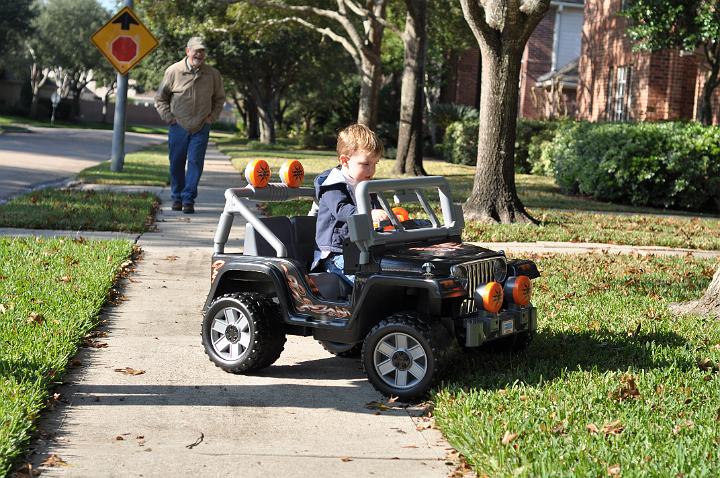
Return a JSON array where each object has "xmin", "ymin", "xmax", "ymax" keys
[
  {"xmin": 440, "ymin": 118, "xmax": 562, "ymax": 174},
  {"xmin": 440, "ymin": 118, "xmax": 720, "ymax": 212},
  {"xmin": 550, "ymin": 121, "xmax": 720, "ymax": 212}
]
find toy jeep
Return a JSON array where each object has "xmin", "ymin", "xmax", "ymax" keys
[{"xmin": 203, "ymin": 175, "xmax": 539, "ymax": 400}]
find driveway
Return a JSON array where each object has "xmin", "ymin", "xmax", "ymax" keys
[{"xmin": 0, "ymin": 126, "xmax": 165, "ymax": 201}]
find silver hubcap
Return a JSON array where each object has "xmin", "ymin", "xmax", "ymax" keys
[
  {"xmin": 373, "ymin": 332, "xmax": 427, "ymax": 389},
  {"xmin": 210, "ymin": 306, "xmax": 251, "ymax": 360}
]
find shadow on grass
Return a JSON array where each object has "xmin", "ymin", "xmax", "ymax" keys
[{"xmin": 445, "ymin": 328, "xmax": 691, "ymax": 390}]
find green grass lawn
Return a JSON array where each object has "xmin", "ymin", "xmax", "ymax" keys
[
  {"xmin": 0, "ymin": 190, "xmax": 159, "ymax": 233},
  {"xmin": 0, "ymin": 237, "xmax": 135, "ymax": 475},
  {"xmin": 434, "ymin": 253, "xmax": 720, "ymax": 477},
  {"xmin": 216, "ymin": 138, "xmax": 720, "ymax": 250},
  {"xmin": 78, "ymin": 144, "xmax": 170, "ymax": 186}
]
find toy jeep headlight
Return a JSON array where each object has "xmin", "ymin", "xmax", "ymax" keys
[{"xmin": 493, "ymin": 258, "xmax": 507, "ymax": 282}]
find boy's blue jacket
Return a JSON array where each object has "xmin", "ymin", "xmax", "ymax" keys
[{"xmin": 313, "ymin": 167, "xmax": 356, "ymax": 260}]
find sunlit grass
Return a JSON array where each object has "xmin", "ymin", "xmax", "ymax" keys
[{"xmin": 434, "ymin": 253, "xmax": 720, "ymax": 477}]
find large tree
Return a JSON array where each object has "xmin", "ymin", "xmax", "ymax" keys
[
  {"xmin": 33, "ymin": 0, "xmax": 110, "ymax": 120},
  {"xmin": 394, "ymin": 0, "xmax": 428, "ymax": 176},
  {"xmin": 0, "ymin": 0, "xmax": 35, "ymax": 59},
  {"xmin": 624, "ymin": 0, "xmax": 720, "ymax": 125},
  {"xmin": 246, "ymin": 0, "xmax": 390, "ymax": 130},
  {"xmin": 460, "ymin": 0, "xmax": 550, "ymax": 223}
]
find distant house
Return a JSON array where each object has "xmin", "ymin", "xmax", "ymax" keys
[
  {"xmin": 443, "ymin": 0, "xmax": 584, "ymax": 120},
  {"xmin": 576, "ymin": 0, "xmax": 720, "ymax": 124}
]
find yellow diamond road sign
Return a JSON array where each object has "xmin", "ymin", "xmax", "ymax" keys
[{"xmin": 91, "ymin": 7, "xmax": 158, "ymax": 74}]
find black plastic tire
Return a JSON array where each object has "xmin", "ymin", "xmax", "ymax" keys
[
  {"xmin": 202, "ymin": 292, "xmax": 286, "ymax": 373},
  {"xmin": 361, "ymin": 313, "xmax": 450, "ymax": 401},
  {"xmin": 318, "ymin": 340, "xmax": 363, "ymax": 358}
]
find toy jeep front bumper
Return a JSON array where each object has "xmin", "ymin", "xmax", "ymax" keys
[{"xmin": 463, "ymin": 305, "xmax": 537, "ymax": 347}]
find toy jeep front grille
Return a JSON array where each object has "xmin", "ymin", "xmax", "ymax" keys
[{"xmin": 454, "ymin": 259, "xmax": 496, "ymax": 315}]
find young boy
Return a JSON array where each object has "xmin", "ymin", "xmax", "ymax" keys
[{"xmin": 312, "ymin": 124, "xmax": 389, "ymax": 285}]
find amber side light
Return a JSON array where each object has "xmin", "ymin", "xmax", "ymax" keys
[
  {"xmin": 505, "ymin": 275, "xmax": 532, "ymax": 306},
  {"xmin": 480, "ymin": 282, "xmax": 504, "ymax": 313}
]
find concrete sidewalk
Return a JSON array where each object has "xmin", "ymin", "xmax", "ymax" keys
[{"xmin": 25, "ymin": 146, "xmax": 452, "ymax": 477}]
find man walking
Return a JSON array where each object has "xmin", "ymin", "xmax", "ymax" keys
[{"xmin": 155, "ymin": 37, "xmax": 225, "ymax": 214}]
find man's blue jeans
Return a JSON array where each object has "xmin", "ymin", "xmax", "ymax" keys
[{"xmin": 168, "ymin": 123, "xmax": 210, "ymax": 205}]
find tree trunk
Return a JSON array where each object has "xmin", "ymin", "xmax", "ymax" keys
[
  {"xmin": 246, "ymin": 95, "xmax": 260, "ymax": 141},
  {"xmin": 357, "ymin": 56, "xmax": 382, "ymax": 130},
  {"xmin": 394, "ymin": 0, "xmax": 428, "ymax": 176},
  {"xmin": 356, "ymin": 1, "xmax": 386, "ymax": 130},
  {"xmin": 671, "ymin": 266, "xmax": 720, "ymax": 318},
  {"xmin": 698, "ymin": 61, "xmax": 719, "ymax": 126},
  {"xmin": 464, "ymin": 46, "xmax": 536, "ymax": 224},
  {"xmin": 255, "ymin": 92, "xmax": 277, "ymax": 144}
]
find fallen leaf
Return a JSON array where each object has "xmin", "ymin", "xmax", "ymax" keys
[
  {"xmin": 365, "ymin": 401, "xmax": 390, "ymax": 411},
  {"xmin": 587, "ymin": 423, "xmax": 599, "ymax": 434},
  {"xmin": 551, "ymin": 421, "xmax": 567, "ymax": 435},
  {"xmin": 610, "ymin": 374, "xmax": 640, "ymax": 402},
  {"xmin": 164, "ymin": 255, "xmax": 180, "ymax": 261},
  {"xmin": 12, "ymin": 463, "xmax": 40, "ymax": 477},
  {"xmin": 698, "ymin": 358, "xmax": 720, "ymax": 373},
  {"xmin": 27, "ymin": 312, "xmax": 44, "ymax": 325},
  {"xmin": 115, "ymin": 435, "xmax": 124, "ymax": 440},
  {"xmin": 387, "ymin": 395, "xmax": 399, "ymax": 403},
  {"xmin": 186, "ymin": 432, "xmax": 204, "ymax": 449},
  {"xmin": 114, "ymin": 367, "xmax": 145, "ymax": 376},
  {"xmin": 41, "ymin": 454, "xmax": 68, "ymax": 467},
  {"xmin": 83, "ymin": 339, "xmax": 108, "ymax": 348},
  {"xmin": 602, "ymin": 420, "xmax": 624, "ymax": 436},
  {"xmin": 501, "ymin": 431, "xmax": 518, "ymax": 445},
  {"xmin": 0, "ymin": 304, "xmax": 6, "ymax": 314},
  {"xmin": 59, "ymin": 275, "xmax": 72, "ymax": 283},
  {"xmin": 672, "ymin": 419, "xmax": 694, "ymax": 435},
  {"xmin": 401, "ymin": 445, "xmax": 418, "ymax": 448},
  {"xmin": 607, "ymin": 464, "xmax": 621, "ymax": 476},
  {"xmin": 340, "ymin": 457, "xmax": 353, "ymax": 462}
]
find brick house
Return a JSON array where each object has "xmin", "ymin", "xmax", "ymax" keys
[
  {"xmin": 442, "ymin": 0, "xmax": 584, "ymax": 119},
  {"xmin": 576, "ymin": 0, "xmax": 720, "ymax": 124}
]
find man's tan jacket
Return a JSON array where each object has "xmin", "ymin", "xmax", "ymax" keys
[{"xmin": 155, "ymin": 58, "xmax": 226, "ymax": 134}]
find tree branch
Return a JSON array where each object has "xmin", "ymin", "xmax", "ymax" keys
[
  {"xmin": 460, "ymin": 0, "xmax": 497, "ymax": 45},
  {"xmin": 273, "ymin": 16, "xmax": 361, "ymax": 70}
]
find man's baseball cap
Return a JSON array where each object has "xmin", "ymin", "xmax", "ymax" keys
[{"xmin": 186, "ymin": 37, "xmax": 206, "ymax": 50}]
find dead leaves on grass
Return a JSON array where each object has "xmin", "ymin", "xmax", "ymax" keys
[{"xmin": 609, "ymin": 374, "xmax": 641, "ymax": 402}]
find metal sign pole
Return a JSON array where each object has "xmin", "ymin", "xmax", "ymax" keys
[{"xmin": 109, "ymin": 0, "xmax": 134, "ymax": 172}]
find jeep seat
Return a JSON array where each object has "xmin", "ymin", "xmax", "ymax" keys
[{"xmin": 243, "ymin": 216, "xmax": 318, "ymax": 272}]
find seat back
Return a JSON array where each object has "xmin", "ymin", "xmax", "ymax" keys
[
  {"xmin": 244, "ymin": 215, "xmax": 319, "ymax": 272},
  {"xmin": 243, "ymin": 216, "xmax": 296, "ymax": 258},
  {"xmin": 290, "ymin": 215, "xmax": 317, "ymax": 271}
]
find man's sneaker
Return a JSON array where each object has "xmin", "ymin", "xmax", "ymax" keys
[
  {"xmin": 183, "ymin": 204, "xmax": 195, "ymax": 214},
  {"xmin": 171, "ymin": 201, "xmax": 182, "ymax": 211}
]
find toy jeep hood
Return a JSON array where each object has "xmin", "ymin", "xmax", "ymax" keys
[{"xmin": 379, "ymin": 240, "xmax": 503, "ymax": 276}]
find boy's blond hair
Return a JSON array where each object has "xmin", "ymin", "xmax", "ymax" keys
[{"xmin": 336, "ymin": 124, "xmax": 384, "ymax": 160}]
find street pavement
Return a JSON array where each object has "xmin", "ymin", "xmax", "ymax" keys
[
  {"xmin": 0, "ymin": 126, "xmax": 165, "ymax": 201},
  {"xmin": 20, "ymin": 146, "xmax": 453, "ymax": 477}
]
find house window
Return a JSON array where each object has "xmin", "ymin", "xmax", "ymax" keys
[{"xmin": 606, "ymin": 66, "xmax": 633, "ymax": 121}]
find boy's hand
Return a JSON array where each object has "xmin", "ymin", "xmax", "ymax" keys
[{"xmin": 371, "ymin": 209, "xmax": 389, "ymax": 222}]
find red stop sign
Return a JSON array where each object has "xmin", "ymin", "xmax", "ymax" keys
[{"xmin": 111, "ymin": 36, "xmax": 137, "ymax": 62}]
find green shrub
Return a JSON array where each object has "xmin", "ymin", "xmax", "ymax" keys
[
  {"xmin": 439, "ymin": 118, "xmax": 479, "ymax": 165},
  {"xmin": 550, "ymin": 121, "xmax": 720, "ymax": 212},
  {"xmin": 440, "ymin": 117, "xmax": 568, "ymax": 172},
  {"xmin": 515, "ymin": 119, "xmax": 569, "ymax": 174}
]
